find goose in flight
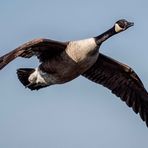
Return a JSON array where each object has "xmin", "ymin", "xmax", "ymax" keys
[{"xmin": 0, "ymin": 19, "xmax": 148, "ymax": 127}]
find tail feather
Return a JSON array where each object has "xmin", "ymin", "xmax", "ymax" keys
[
  {"xmin": 17, "ymin": 68, "xmax": 49, "ymax": 90},
  {"xmin": 17, "ymin": 68, "xmax": 35, "ymax": 87}
]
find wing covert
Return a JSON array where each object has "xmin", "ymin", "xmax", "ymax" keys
[{"xmin": 0, "ymin": 38, "xmax": 68, "ymax": 69}]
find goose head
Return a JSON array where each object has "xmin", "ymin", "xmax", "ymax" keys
[
  {"xmin": 114, "ymin": 19, "xmax": 134, "ymax": 33},
  {"xmin": 95, "ymin": 19, "xmax": 134, "ymax": 45}
]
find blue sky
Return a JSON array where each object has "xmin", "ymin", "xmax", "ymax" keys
[{"xmin": 0, "ymin": 0, "xmax": 148, "ymax": 148}]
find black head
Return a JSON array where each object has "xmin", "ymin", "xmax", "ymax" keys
[
  {"xmin": 114, "ymin": 19, "xmax": 134, "ymax": 33},
  {"xmin": 95, "ymin": 19, "xmax": 134, "ymax": 45}
]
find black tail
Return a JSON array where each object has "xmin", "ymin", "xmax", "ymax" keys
[
  {"xmin": 17, "ymin": 68, "xmax": 49, "ymax": 90},
  {"xmin": 17, "ymin": 68, "xmax": 35, "ymax": 87}
]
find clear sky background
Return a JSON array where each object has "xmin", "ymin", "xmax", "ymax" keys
[{"xmin": 0, "ymin": 0, "xmax": 148, "ymax": 148}]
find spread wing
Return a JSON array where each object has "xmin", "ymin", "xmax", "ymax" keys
[
  {"xmin": 0, "ymin": 38, "xmax": 68, "ymax": 70},
  {"xmin": 82, "ymin": 53, "xmax": 148, "ymax": 127}
]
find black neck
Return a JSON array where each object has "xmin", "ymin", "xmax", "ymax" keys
[{"xmin": 95, "ymin": 26, "xmax": 117, "ymax": 46}]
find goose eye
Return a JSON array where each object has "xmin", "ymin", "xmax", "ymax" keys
[{"xmin": 118, "ymin": 22, "xmax": 125, "ymax": 29}]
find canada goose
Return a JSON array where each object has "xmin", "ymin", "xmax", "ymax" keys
[{"xmin": 0, "ymin": 19, "xmax": 148, "ymax": 127}]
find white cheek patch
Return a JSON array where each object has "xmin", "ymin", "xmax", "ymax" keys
[{"xmin": 115, "ymin": 23, "xmax": 123, "ymax": 33}]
